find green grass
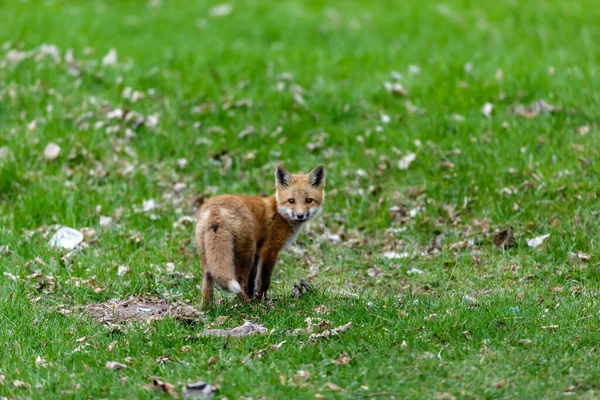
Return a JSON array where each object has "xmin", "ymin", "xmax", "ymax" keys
[{"xmin": 1, "ymin": 0, "xmax": 600, "ymax": 398}]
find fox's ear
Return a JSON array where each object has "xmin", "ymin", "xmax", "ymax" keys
[
  {"xmin": 275, "ymin": 165, "xmax": 293, "ymax": 187},
  {"xmin": 308, "ymin": 165, "xmax": 326, "ymax": 188}
]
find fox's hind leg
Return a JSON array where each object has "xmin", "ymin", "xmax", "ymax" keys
[
  {"xmin": 234, "ymin": 248, "xmax": 255, "ymax": 304},
  {"xmin": 200, "ymin": 271, "xmax": 214, "ymax": 310}
]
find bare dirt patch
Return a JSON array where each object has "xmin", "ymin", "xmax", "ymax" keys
[{"xmin": 64, "ymin": 297, "xmax": 202, "ymax": 325}]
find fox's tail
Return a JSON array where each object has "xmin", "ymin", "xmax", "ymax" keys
[{"xmin": 202, "ymin": 211, "xmax": 242, "ymax": 294}]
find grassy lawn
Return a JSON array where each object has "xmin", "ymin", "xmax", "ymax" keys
[{"xmin": 1, "ymin": 0, "xmax": 600, "ymax": 398}]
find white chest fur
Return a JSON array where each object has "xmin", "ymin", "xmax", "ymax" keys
[{"xmin": 284, "ymin": 225, "xmax": 304, "ymax": 249}]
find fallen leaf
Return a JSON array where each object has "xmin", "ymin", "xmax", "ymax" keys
[
  {"xmin": 213, "ymin": 316, "xmax": 228, "ymax": 326},
  {"xmin": 324, "ymin": 382, "xmax": 341, "ymax": 391},
  {"xmin": 578, "ymin": 125, "xmax": 590, "ymax": 135},
  {"xmin": 81, "ymin": 227, "xmax": 96, "ymax": 242},
  {"xmin": 156, "ymin": 355, "xmax": 171, "ymax": 364},
  {"xmin": 481, "ymin": 102, "xmax": 493, "ymax": 118},
  {"xmin": 99, "ymin": 216, "xmax": 113, "ymax": 227},
  {"xmin": 526, "ymin": 234, "xmax": 550, "ymax": 248},
  {"xmin": 147, "ymin": 376, "xmax": 179, "ymax": 398},
  {"xmin": 314, "ymin": 305, "xmax": 330, "ymax": 315},
  {"xmin": 424, "ymin": 313, "xmax": 438, "ymax": 322},
  {"xmin": 142, "ymin": 199, "xmax": 156, "ymax": 212},
  {"xmin": 332, "ymin": 352, "xmax": 352, "ymax": 365},
  {"xmin": 494, "ymin": 228, "xmax": 515, "ymax": 248},
  {"xmin": 511, "ymin": 100, "xmax": 558, "ymax": 119},
  {"xmin": 292, "ymin": 279, "xmax": 312, "ymax": 297},
  {"xmin": 106, "ymin": 361, "xmax": 127, "ymax": 370},
  {"xmin": 209, "ymin": 3, "xmax": 232, "ymax": 17},
  {"xmin": 440, "ymin": 159, "xmax": 454, "ymax": 169},
  {"xmin": 398, "ymin": 153, "xmax": 416, "ymax": 170},
  {"xmin": 48, "ymin": 227, "xmax": 84, "ymax": 250},
  {"xmin": 102, "ymin": 48, "xmax": 117, "ymax": 66},
  {"xmin": 35, "ymin": 355, "xmax": 48, "ymax": 368},
  {"xmin": 568, "ymin": 251, "xmax": 591, "ymax": 264},
  {"xmin": 493, "ymin": 378, "xmax": 510, "ymax": 390},
  {"xmin": 295, "ymin": 370, "xmax": 311, "ymax": 381},
  {"xmin": 334, "ymin": 321, "xmax": 352, "ymax": 333},
  {"xmin": 13, "ymin": 380, "xmax": 31, "ymax": 389},
  {"xmin": 173, "ymin": 216, "xmax": 195, "ymax": 230},
  {"xmin": 435, "ymin": 392, "xmax": 456, "ymax": 400},
  {"xmin": 207, "ymin": 355, "xmax": 219, "ymax": 366},
  {"xmin": 44, "ymin": 142, "xmax": 61, "ymax": 161},
  {"xmin": 384, "ymin": 81, "xmax": 408, "ymax": 96}
]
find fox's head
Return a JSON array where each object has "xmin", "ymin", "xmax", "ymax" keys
[{"xmin": 275, "ymin": 164, "xmax": 326, "ymax": 223}]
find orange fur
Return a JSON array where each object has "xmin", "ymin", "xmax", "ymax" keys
[{"xmin": 195, "ymin": 165, "xmax": 325, "ymax": 308}]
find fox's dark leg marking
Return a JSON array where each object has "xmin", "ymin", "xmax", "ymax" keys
[{"xmin": 200, "ymin": 271, "xmax": 214, "ymax": 309}]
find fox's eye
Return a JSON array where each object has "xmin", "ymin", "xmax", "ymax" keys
[
  {"xmin": 306, "ymin": 198, "xmax": 313, "ymax": 204},
  {"xmin": 288, "ymin": 199, "xmax": 295, "ymax": 204}
]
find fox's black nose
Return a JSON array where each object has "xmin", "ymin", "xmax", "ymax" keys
[{"xmin": 296, "ymin": 213, "xmax": 306, "ymax": 220}]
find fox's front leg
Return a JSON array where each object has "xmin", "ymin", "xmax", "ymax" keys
[{"xmin": 254, "ymin": 250, "xmax": 278, "ymax": 301}]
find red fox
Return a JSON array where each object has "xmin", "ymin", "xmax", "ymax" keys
[{"xmin": 195, "ymin": 165, "xmax": 326, "ymax": 308}]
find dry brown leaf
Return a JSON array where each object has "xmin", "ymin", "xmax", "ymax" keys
[
  {"xmin": 156, "ymin": 355, "xmax": 171, "ymax": 364},
  {"xmin": 147, "ymin": 376, "xmax": 179, "ymax": 398},
  {"xmin": 511, "ymin": 100, "xmax": 558, "ymax": 119},
  {"xmin": 13, "ymin": 380, "xmax": 31, "ymax": 389},
  {"xmin": 107, "ymin": 340, "xmax": 118, "ymax": 352},
  {"xmin": 440, "ymin": 159, "xmax": 455, "ymax": 169},
  {"xmin": 324, "ymin": 382, "xmax": 341, "ymax": 391},
  {"xmin": 332, "ymin": 352, "xmax": 352, "ymax": 365},
  {"xmin": 335, "ymin": 321, "xmax": 352, "ymax": 333},
  {"xmin": 295, "ymin": 370, "xmax": 311, "ymax": 381},
  {"xmin": 181, "ymin": 345, "xmax": 192, "ymax": 353},
  {"xmin": 207, "ymin": 355, "xmax": 219, "ymax": 366},
  {"xmin": 494, "ymin": 228, "xmax": 515, "ymax": 248},
  {"xmin": 424, "ymin": 313, "xmax": 438, "ymax": 322},
  {"xmin": 106, "ymin": 361, "xmax": 127, "ymax": 370},
  {"xmin": 35, "ymin": 355, "xmax": 48, "ymax": 368},
  {"xmin": 568, "ymin": 251, "xmax": 591, "ymax": 264},
  {"xmin": 384, "ymin": 81, "xmax": 408, "ymax": 96}
]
